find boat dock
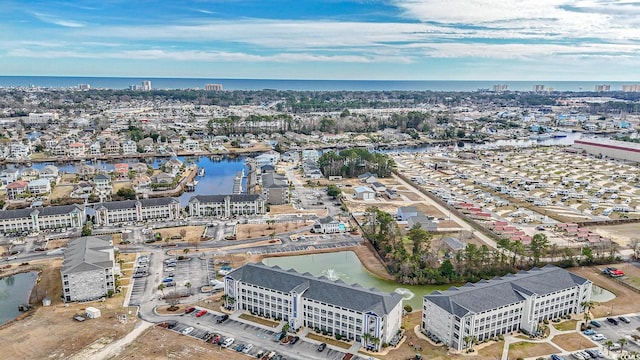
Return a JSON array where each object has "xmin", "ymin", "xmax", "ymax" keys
[{"xmin": 232, "ymin": 170, "xmax": 244, "ymax": 194}]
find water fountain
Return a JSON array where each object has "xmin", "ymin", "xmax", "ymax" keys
[
  {"xmin": 322, "ymin": 269, "xmax": 341, "ymax": 281},
  {"xmin": 393, "ymin": 288, "xmax": 415, "ymax": 300}
]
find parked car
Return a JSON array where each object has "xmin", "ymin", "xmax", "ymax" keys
[
  {"xmin": 235, "ymin": 344, "xmax": 245, "ymax": 352},
  {"xmin": 317, "ymin": 343, "xmax": 327, "ymax": 352},
  {"xmin": 216, "ymin": 314, "xmax": 229, "ymax": 323},
  {"xmin": 222, "ymin": 338, "xmax": 235, "ymax": 348},
  {"xmin": 572, "ymin": 352, "xmax": 585, "ymax": 360},
  {"xmin": 196, "ymin": 309, "xmax": 207, "ymax": 317},
  {"xmin": 610, "ymin": 343, "xmax": 621, "ymax": 351},
  {"xmin": 583, "ymin": 329, "xmax": 595, "ymax": 336},
  {"xmin": 181, "ymin": 327, "xmax": 194, "ymax": 335},
  {"xmin": 242, "ymin": 344, "xmax": 254, "ymax": 354},
  {"xmin": 590, "ymin": 320, "xmax": 601, "ymax": 328},
  {"xmin": 619, "ymin": 316, "xmax": 631, "ymax": 323},
  {"xmin": 606, "ymin": 317, "xmax": 619, "ymax": 325},
  {"xmin": 290, "ymin": 336, "xmax": 300, "ymax": 345},
  {"xmin": 162, "ymin": 277, "xmax": 174, "ymax": 283},
  {"xmin": 551, "ymin": 354, "xmax": 565, "ymax": 360},
  {"xmin": 591, "ymin": 334, "xmax": 606, "ymax": 341},
  {"xmin": 184, "ymin": 306, "xmax": 196, "ymax": 314}
]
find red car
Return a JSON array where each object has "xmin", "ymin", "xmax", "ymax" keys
[
  {"xmin": 196, "ymin": 309, "xmax": 208, "ymax": 317},
  {"xmin": 184, "ymin": 306, "xmax": 196, "ymax": 314}
]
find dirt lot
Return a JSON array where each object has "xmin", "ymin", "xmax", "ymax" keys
[
  {"xmin": 269, "ymin": 204, "xmax": 327, "ymax": 216},
  {"xmin": 112, "ymin": 325, "xmax": 259, "ymax": 360},
  {"xmin": 569, "ymin": 264, "xmax": 640, "ymax": 317},
  {"xmin": 589, "ymin": 223, "xmax": 640, "ymax": 247},
  {"xmin": 0, "ymin": 259, "xmax": 138, "ymax": 360},
  {"xmin": 508, "ymin": 341, "xmax": 560, "ymax": 359},
  {"xmin": 156, "ymin": 226, "xmax": 205, "ymax": 242},
  {"xmin": 552, "ymin": 333, "xmax": 597, "ymax": 352},
  {"xmin": 50, "ymin": 184, "xmax": 73, "ymax": 200},
  {"xmin": 235, "ymin": 221, "xmax": 310, "ymax": 240}
]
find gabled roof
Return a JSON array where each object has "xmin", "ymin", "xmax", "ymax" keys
[
  {"xmin": 227, "ymin": 263, "xmax": 402, "ymax": 315},
  {"xmin": 0, "ymin": 204, "xmax": 83, "ymax": 220},
  {"xmin": 424, "ymin": 265, "xmax": 591, "ymax": 317},
  {"xmin": 62, "ymin": 236, "xmax": 114, "ymax": 274},
  {"xmin": 95, "ymin": 197, "xmax": 178, "ymax": 210},
  {"xmin": 6, "ymin": 180, "xmax": 29, "ymax": 189},
  {"xmin": 190, "ymin": 194, "xmax": 264, "ymax": 203}
]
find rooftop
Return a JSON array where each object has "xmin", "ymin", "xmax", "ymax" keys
[{"xmin": 62, "ymin": 236, "xmax": 114, "ymax": 274}]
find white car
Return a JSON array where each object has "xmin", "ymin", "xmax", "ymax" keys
[
  {"xmin": 591, "ymin": 334, "xmax": 606, "ymax": 341},
  {"xmin": 242, "ymin": 344, "xmax": 254, "ymax": 354},
  {"xmin": 181, "ymin": 327, "xmax": 194, "ymax": 335},
  {"xmin": 222, "ymin": 337, "xmax": 235, "ymax": 348}
]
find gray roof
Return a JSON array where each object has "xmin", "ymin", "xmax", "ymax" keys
[
  {"xmin": 62, "ymin": 236, "xmax": 114, "ymax": 274},
  {"xmin": 95, "ymin": 197, "xmax": 178, "ymax": 210},
  {"xmin": 0, "ymin": 204, "xmax": 83, "ymax": 220},
  {"xmin": 190, "ymin": 194, "xmax": 264, "ymax": 203},
  {"xmin": 319, "ymin": 216, "xmax": 336, "ymax": 224},
  {"xmin": 94, "ymin": 174, "xmax": 110, "ymax": 181},
  {"xmin": 262, "ymin": 172, "xmax": 288, "ymax": 188},
  {"xmin": 443, "ymin": 237, "xmax": 466, "ymax": 251},
  {"xmin": 227, "ymin": 263, "xmax": 402, "ymax": 315},
  {"xmin": 424, "ymin": 265, "xmax": 590, "ymax": 317},
  {"xmin": 398, "ymin": 206, "xmax": 418, "ymax": 214}
]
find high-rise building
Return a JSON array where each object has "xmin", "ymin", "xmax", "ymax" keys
[
  {"xmin": 205, "ymin": 83, "xmax": 223, "ymax": 91},
  {"xmin": 77, "ymin": 84, "xmax": 91, "ymax": 90},
  {"xmin": 622, "ymin": 84, "xmax": 640, "ymax": 92},
  {"xmin": 492, "ymin": 84, "xmax": 508, "ymax": 92},
  {"xmin": 141, "ymin": 80, "xmax": 152, "ymax": 91},
  {"xmin": 594, "ymin": 84, "xmax": 610, "ymax": 92},
  {"xmin": 533, "ymin": 84, "xmax": 545, "ymax": 92}
]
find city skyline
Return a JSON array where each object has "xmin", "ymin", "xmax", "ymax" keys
[{"xmin": 3, "ymin": 0, "xmax": 640, "ymax": 81}]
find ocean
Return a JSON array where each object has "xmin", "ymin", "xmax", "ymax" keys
[{"xmin": 0, "ymin": 76, "xmax": 635, "ymax": 92}]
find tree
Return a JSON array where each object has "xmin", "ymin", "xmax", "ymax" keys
[
  {"xmin": 463, "ymin": 335, "xmax": 477, "ymax": 350},
  {"xmin": 183, "ymin": 248, "xmax": 190, "ymax": 256},
  {"xmin": 266, "ymin": 219, "xmax": 276, "ymax": 230},
  {"xmin": 605, "ymin": 340, "xmax": 614, "ymax": 355},
  {"xmin": 184, "ymin": 282, "xmax": 192, "ymax": 295},
  {"xmin": 618, "ymin": 338, "xmax": 627, "ymax": 353},
  {"xmin": 158, "ymin": 283, "xmax": 166, "ymax": 298},
  {"xmin": 179, "ymin": 228, "xmax": 187, "ymax": 239},
  {"xmin": 116, "ymin": 187, "xmax": 136, "ymax": 200},
  {"xmin": 327, "ymin": 184, "xmax": 341, "ymax": 198},
  {"xmin": 81, "ymin": 221, "xmax": 93, "ymax": 236},
  {"xmin": 529, "ymin": 233, "xmax": 550, "ymax": 265},
  {"xmin": 282, "ymin": 321, "xmax": 291, "ymax": 333}
]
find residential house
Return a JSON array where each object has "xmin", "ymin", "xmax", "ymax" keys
[
  {"xmin": 113, "ymin": 163, "xmax": 129, "ymax": 179},
  {"xmin": 281, "ymin": 151, "xmax": 300, "ymax": 163},
  {"xmin": 93, "ymin": 174, "xmax": 112, "ymax": 194},
  {"xmin": 122, "ymin": 140, "xmax": 137, "ymax": 155},
  {"xmin": 358, "ymin": 172, "xmax": 379, "ymax": 184},
  {"xmin": 68, "ymin": 142, "xmax": 86, "ymax": 158},
  {"xmin": 104, "ymin": 139, "xmax": 121, "ymax": 155},
  {"xmin": 130, "ymin": 163, "xmax": 149, "ymax": 174},
  {"xmin": 188, "ymin": 194, "xmax": 266, "ymax": 218},
  {"xmin": 151, "ymin": 172, "xmax": 174, "ymax": 186},
  {"xmin": 89, "ymin": 142, "xmax": 101, "ymax": 156},
  {"xmin": 443, "ymin": 237, "xmax": 466, "ymax": 252},
  {"xmin": 407, "ymin": 215, "xmax": 437, "ymax": 231},
  {"xmin": 301, "ymin": 149, "xmax": 319, "ymax": 162},
  {"xmin": 39, "ymin": 165, "xmax": 60, "ymax": 183},
  {"xmin": 139, "ymin": 137, "xmax": 155, "ymax": 153},
  {"xmin": 423, "ymin": 265, "xmax": 592, "ymax": 350},
  {"xmin": 77, "ymin": 165, "xmax": 96, "ymax": 180},
  {"xmin": 5, "ymin": 180, "xmax": 29, "ymax": 200},
  {"xmin": 10, "ymin": 142, "xmax": 30, "ymax": 159},
  {"xmin": 164, "ymin": 159, "xmax": 183, "ymax": 176},
  {"xmin": 370, "ymin": 181, "xmax": 386, "ymax": 193},
  {"xmin": 93, "ymin": 198, "xmax": 181, "ymax": 226},
  {"xmin": 224, "ymin": 263, "xmax": 403, "ymax": 352},
  {"xmin": 0, "ymin": 168, "xmax": 20, "ymax": 185},
  {"xmin": 20, "ymin": 167, "xmax": 40, "ymax": 181},
  {"xmin": 0, "ymin": 204, "xmax": 85, "ymax": 234},
  {"xmin": 28, "ymin": 178, "xmax": 51, "ymax": 195},
  {"xmin": 70, "ymin": 182, "xmax": 93, "ymax": 199},
  {"xmin": 397, "ymin": 206, "xmax": 419, "ymax": 221},
  {"xmin": 183, "ymin": 139, "xmax": 200, "ymax": 152},
  {"xmin": 61, "ymin": 236, "xmax": 116, "ymax": 302},
  {"xmin": 255, "ymin": 152, "xmax": 280, "ymax": 167},
  {"xmin": 353, "ymin": 186, "xmax": 375, "ymax": 201},
  {"xmin": 261, "ymin": 172, "xmax": 289, "ymax": 205}
]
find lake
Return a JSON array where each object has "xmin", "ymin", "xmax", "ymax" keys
[
  {"xmin": 262, "ymin": 251, "xmax": 452, "ymax": 310},
  {"xmin": 0, "ymin": 271, "xmax": 38, "ymax": 326}
]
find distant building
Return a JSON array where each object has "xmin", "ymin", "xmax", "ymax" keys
[
  {"xmin": 224, "ymin": 263, "xmax": 403, "ymax": 352},
  {"xmin": 94, "ymin": 198, "xmax": 181, "ymax": 226},
  {"xmin": 622, "ymin": 84, "xmax": 640, "ymax": 92},
  {"xmin": 188, "ymin": 194, "xmax": 266, "ymax": 218},
  {"xmin": 205, "ymin": 83, "xmax": 223, "ymax": 91},
  {"xmin": 594, "ymin": 84, "xmax": 610, "ymax": 92},
  {"xmin": 533, "ymin": 84, "xmax": 545, "ymax": 92},
  {"xmin": 122, "ymin": 140, "xmax": 137, "ymax": 155},
  {"xmin": 422, "ymin": 265, "xmax": 592, "ymax": 350},
  {"xmin": 492, "ymin": 84, "xmax": 508, "ymax": 92},
  {"xmin": 141, "ymin": 80, "xmax": 152, "ymax": 91},
  {"xmin": 0, "ymin": 204, "xmax": 85, "ymax": 234},
  {"xmin": 26, "ymin": 112, "xmax": 58, "ymax": 125},
  {"xmin": 574, "ymin": 138, "xmax": 640, "ymax": 162},
  {"xmin": 353, "ymin": 186, "xmax": 375, "ymax": 201},
  {"xmin": 93, "ymin": 174, "xmax": 112, "ymax": 193},
  {"xmin": 61, "ymin": 236, "xmax": 116, "ymax": 302},
  {"xmin": 77, "ymin": 84, "xmax": 91, "ymax": 90}
]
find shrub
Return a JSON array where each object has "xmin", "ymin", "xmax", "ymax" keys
[
  {"xmin": 404, "ymin": 304, "xmax": 413, "ymax": 313},
  {"xmin": 335, "ymin": 334, "xmax": 342, "ymax": 341}
]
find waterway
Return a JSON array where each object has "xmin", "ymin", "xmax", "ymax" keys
[
  {"xmin": 0, "ymin": 271, "xmax": 38, "ymax": 326},
  {"xmin": 262, "ymin": 251, "xmax": 452, "ymax": 310}
]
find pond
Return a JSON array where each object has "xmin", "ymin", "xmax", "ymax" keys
[
  {"xmin": 262, "ymin": 251, "xmax": 453, "ymax": 310},
  {"xmin": 0, "ymin": 271, "xmax": 38, "ymax": 326}
]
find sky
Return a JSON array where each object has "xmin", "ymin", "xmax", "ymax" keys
[{"xmin": 2, "ymin": 0, "xmax": 640, "ymax": 80}]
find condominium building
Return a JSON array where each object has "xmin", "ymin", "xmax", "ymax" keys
[
  {"xmin": 261, "ymin": 172, "xmax": 289, "ymax": 205},
  {"xmin": 0, "ymin": 204, "xmax": 85, "ymax": 234},
  {"xmin": 93, "ymin": 198, "xmax": 181, "ymax": 226},
  {"xmin": 205, "ymin": 83, "xmax": 223, "ymax": 91},
  {"xmin": 61, "ymin": 236, "xmax": 116, "ymax": 302},
  {"xmin": 188, "ymin": 194, "xmax": 266, "ymax": 218},
  {"xmin": 224, "ymin": 263, "xmax": 403, "ymax": 352},
  {"xmin": 422, "ymin": 265, "xmax": 592, "ymax": 351}
]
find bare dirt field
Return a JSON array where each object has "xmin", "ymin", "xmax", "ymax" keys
[
  {"xmin": 569, "ymin": 265, "xmax": 640, "ymax": 317},
  {"xmin": 552, "ymin": 333, "xmax": 597, "ymax": 352},
  {"xmin": 235, "ymin": 221, "xmax": 310, "ymax": 240},
  {"xmin": 46, "ymin": 238, "xmax": 69, "ymax": 249},
  {"xmin": 269, "ymin": 204, "xmax": 326, "ymax": 216},
  {"xmin": 589, "ymin": 223, "xmax": 640, "ymax": 247},
  {"xmin": 508, "ymin": 341, "xmax": 560, "ymax": 359},
  {"xmin": 50, "ymin": 184, "xmax": 73, "ymax": 199},
  {"xmin": 156, "ymin": 226, "xmax": 205, "ymax": 242},
  {"xmin": 0, "ymin": 259, "xmax": 138, "ymax": 360},
  {"xmin": 111, "ymin": 325, "xmax": 251, "ymax": 360}
]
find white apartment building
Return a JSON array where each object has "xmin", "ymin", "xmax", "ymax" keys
[
  {"xmin": 68, "ymin": 142, "xmax": 86, "ymax": 157},
  {"xmin": 0, "ymin": 204, "xmax": 85, "ymax": 234},
  {"xmin": 61, "ymin": 236, "xmax": 116, "ymax": 302},
  {"xmin": 93, "ymin": 198, "xmax": 181, "ymax": 226},
  {"xmin": 188, "ymin": 194, "xmax": 266, "ymax": 218},
  {"xmin": 27, "ymin": 112, "xmax": 58, "ymax": 125},
  {"xmin": 10, "ymin": 142, "xmax": 30, "ymax": 159},
  {"xmin": 225, "ymin": 263, "xmax": 403, "ymax": 352},
  {"xmin": 422, "ymin": 265, "xmax": 592, "ymax": 351}
]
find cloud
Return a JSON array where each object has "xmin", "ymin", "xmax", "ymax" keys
[{"xmin": 32, "ymin": 11, "xmax": 85, "ymax": 27}]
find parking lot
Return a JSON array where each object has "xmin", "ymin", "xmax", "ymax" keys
[
  {"xmin": 590, "ymin": 314, "xmax": 640, "ymax": 353},
  {"xmin": 162, "ymin": 252, "xmax": 212, "ymax": 296}
]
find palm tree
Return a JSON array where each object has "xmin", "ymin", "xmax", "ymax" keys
[
  {"xmin": 282, "ymin": 321, "xmax": 291, "ymax": 334},
  {"xmin": 183, "ymin": 248, "xmax": 190, "ymax": 256},
  {"xmin": 361, "ymin": 332, "xmax": 373, "ymax": 348},
  {"xmin": 158, "ymin": 283, "xmax": 166, "ymax": 298},
  {"xmin": 605, "ymin": 340, "xmax": 614, "ymax": 355},
  {"xmin": 463, "ymin": 335, "xmax": 477, "ymax": 350},
  {"xmin": 618, "ymin": 338, "xmax": 627, "ymax": 353},
  {"xmin": 184, "ymin": 282, "xmax": 192, "ymax": 295}
]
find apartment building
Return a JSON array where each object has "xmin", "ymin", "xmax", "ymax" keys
[
  {"xmin": 5, "ymin": 180, "xmax": 29, "ymax": 200},
  {"xmin": 422, "ymin": 265, "xmax": 592, "ymax": 351},
  {"xmin": 224, "ymin": 263, "xmax": 403, "ymax": 352},
  {"xmin": 261, "ymin": 172, "xmax": 289, "ymax": 205},
  {"xmin": 28, "ymin": 178, "xmax": 51, "ymax": 194},
  {"xmin": 61, "ymin": 236, "xmax": 116, "ymax": 302},
  {"xmin": 68, "ymin": 142, "xmax": 86, "ymax": 157},
  {"xmin": 122, "ymin": 140, "xmax": 137, "ymax": 155},
  {"xmin": 93, "ymin": 198, "xmax": 181, "ymax": 226},
  {"xmin": 0, "ymin": 204, "xmax": 85, "ymax": 234},
  {"xmin": 188, "ymin": 194, "xmax": 266, "ymax": 218}
]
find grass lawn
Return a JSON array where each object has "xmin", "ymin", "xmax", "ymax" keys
[
  {"xmin": 508, "ymin": 341, "xmax": 559, "ymax": 359},
  {"xmin": 552, "ymin": 333, "xmax": 597, "ymax": 352},
  {"xmin": 307, "ymin": 333, "xmax": 352, "ymax": 350},
  {"xmin": 476, "ymin": 341, "xmax": 505, "ymax": 359},
  {"xmin": 554, "ymin": 320, "xmax": 578, "ymax": 332},
  {"xmin": 238, "ymin": 313, "xmax": 280, "ymax": 328}
]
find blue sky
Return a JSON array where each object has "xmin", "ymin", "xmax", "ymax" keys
[{"xmin": 2, "ymin": 0, "xmax": 640, "ymax": 80}]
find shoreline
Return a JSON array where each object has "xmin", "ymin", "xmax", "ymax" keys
[{"xmin": 0, "ymin": 265, "xmax": 42, "ymax": 330}]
